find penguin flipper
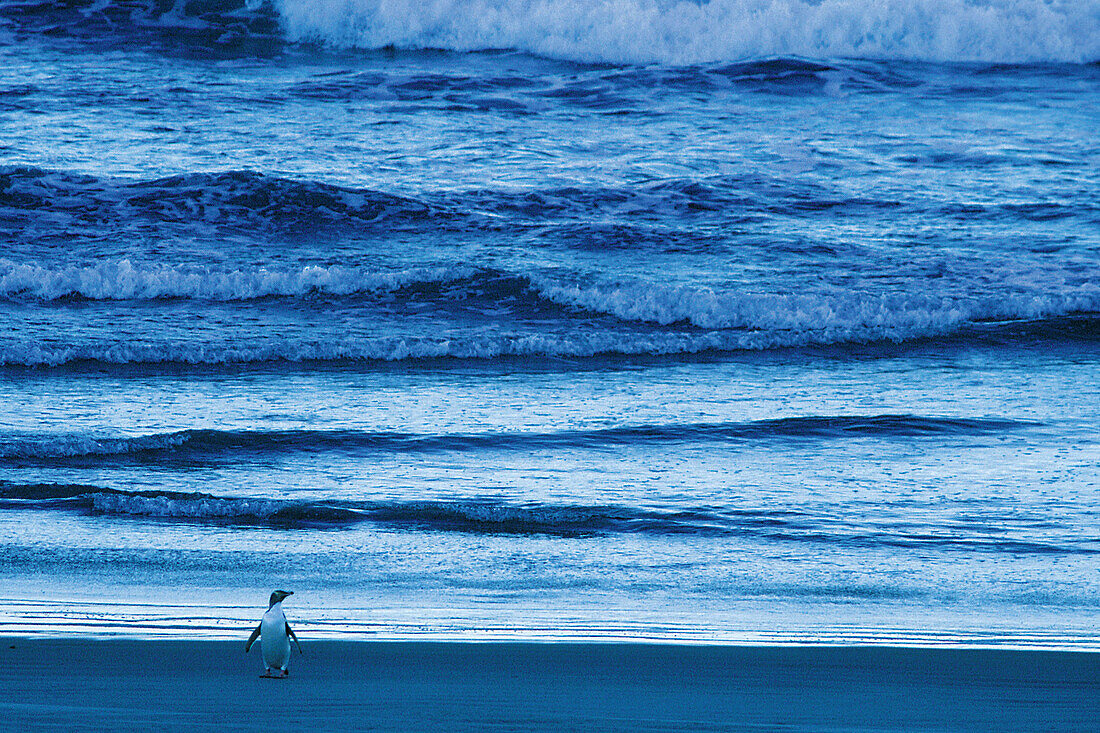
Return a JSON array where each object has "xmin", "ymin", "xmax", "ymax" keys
[
  {"xmin": 287, "ymin": 622, "xmax": 303, "ymax": 655},
  {"xmin": 245, "ymin": 623, "xmax": 262, "ymax": 653}
]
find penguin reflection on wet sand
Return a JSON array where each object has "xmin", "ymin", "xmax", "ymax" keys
[{"xmin": 246, "ymin": 590, "xmax": 302, "ymax": 678}]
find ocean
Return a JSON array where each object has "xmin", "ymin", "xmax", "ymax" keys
[{"xmin": 0, "ymin": 0, "xmax": 1097, "ymax": 647}]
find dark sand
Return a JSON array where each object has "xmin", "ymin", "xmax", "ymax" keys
[{"xmin": 2, "ymin": 639, "xmax": 1098, "ymax": 732}]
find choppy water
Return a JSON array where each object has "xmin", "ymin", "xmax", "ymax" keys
[{"xmin": 1, "ymin": 0, "xmax": 1098, "ymax": 645}]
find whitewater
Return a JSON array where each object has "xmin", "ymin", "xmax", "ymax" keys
[
  {"xmin": 274, "ymin": 0, "xmax": 1100, "ymax": 64},
  {"xmin": 0, "ymin": 0, "xmax": 1098, "ymax": 646}
]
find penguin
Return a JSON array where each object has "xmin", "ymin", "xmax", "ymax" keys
[{"xmin": 245, "ymin": 589, "xmax": 302, "ymax": 678}]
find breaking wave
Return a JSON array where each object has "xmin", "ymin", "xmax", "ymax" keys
[
  {"xmin": 1, "ymin": 314, "xmax": 1098, "ymax": 367},
  {"xmin": 277, "ymin": 0, "xmax": 1099, "ymax": 64},
  {"xmin": 537, "ymin": 280, "xmax": 1100, "ymax": 331},
  {"xmin": 0, "ymin": 314, "xmax": 1096, "ymax": 367},
  {"xmin": 0, "ymin": 253, "xmax": 1098, "ymax": 367},
  {"xmin": 4, "ymin": 0, "xmax": 1096, "ymax": 64},
  {"xmin": 0, "ymin": 259, "xmax": 475, "ymax": 302}
]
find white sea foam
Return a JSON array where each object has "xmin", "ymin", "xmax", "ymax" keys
[
  {"xmin": 275, "ymin": 0, "xmax": 1099, "ymax": 64},
  {"xmin": 0, "ymin": 259, "xmax": 474, "ymax": 301},
  {"xmin": 535, "ymin": 278, "xmax": 1100, "ymax": 331},
  {"xmin": 89, "ymin": 492, "xmax": 282, "ymax": 520}
]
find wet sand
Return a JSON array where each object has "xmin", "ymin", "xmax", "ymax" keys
[{"xmin": 2, "ymin": 639, "xmax": 1098, "ymax": 732}]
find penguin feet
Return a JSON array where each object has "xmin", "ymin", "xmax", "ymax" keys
[{"xmin": 260, "ymin": 668, "xmax": 289, "ymax": 679}]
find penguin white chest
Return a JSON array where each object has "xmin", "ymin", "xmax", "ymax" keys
[{"xmin": 260, "ymin": 603, "xmax": 291, "ymax": 671}]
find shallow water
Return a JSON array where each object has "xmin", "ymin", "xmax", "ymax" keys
[{"xmin": 0, "ymin": 0, "xmax": 1098, "ymax": 645}]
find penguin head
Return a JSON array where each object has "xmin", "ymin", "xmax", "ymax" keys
[{"xmin": 269, "ymin": 589, "xmax": 294, "ymax": 607}]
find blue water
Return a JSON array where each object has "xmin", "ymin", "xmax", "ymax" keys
[{"xmin": 0, "ymin": 0, "xmax": 1098, "ymax": 645}]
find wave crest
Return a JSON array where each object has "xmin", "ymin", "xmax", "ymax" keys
[
  {"xmin": 0, "ymin": 415, "xmax": 1033, "ymax": 462},
  {"xmin": 0, "ymin": 482, "xmax": 1089, "ymax": 552},
  {"xmin": 0, "ymin": 0, "xmax": 282, "ymax": 55},
  {"xmin": 0, "ymin": 167, "xmax": 443, "ymax": 236}
]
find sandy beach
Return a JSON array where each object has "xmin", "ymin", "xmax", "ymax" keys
[{"xmin": 2, "ymin": 639, "xmax": 1098, "ymax": 732}]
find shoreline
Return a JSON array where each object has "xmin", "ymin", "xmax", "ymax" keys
[
  {"xmin": 4, "ymin": 638, "xmax": 1099, "ymax": 732},
  {"xmin": 5, "ymin": 594, "xmax": 1100, "ymax": 652},
  {"xmin": 6, "ymin": 629, "xmax": 1100, "ymax": 653}
]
